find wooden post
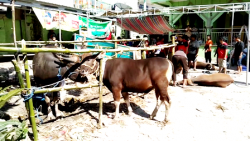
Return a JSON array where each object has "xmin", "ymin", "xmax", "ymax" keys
[
  {"xmin": 22, "ymin": 40, "xmax": 38, "ymax": 141},
  {"xmin": 246, "ymin": 13, "xmax": 250, "ymax": 86},
  {"xmin": 172, "ymin": 36, "xmax": 176, "ymax": 56},
  {"xmin": 142, "ymin": 40, "xmax": 147, "ymax": 59},
  {"xmin": 98, "ymin": 58, "xmax": 103, "ymax": 129},
  {"xmin": 115, "ymin": 37, "xmax": 118, "ymax": 58},
  {"xmin": 12, "ymin": 0, "xmax": 21, "ymax": 63},
  {"xmin": 59, "ymin": 11, "xmax": 62, "ymax": 48}
]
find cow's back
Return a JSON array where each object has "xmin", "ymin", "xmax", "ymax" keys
[
  {"xmin": 103, "ymin": 57, "xmax": 172, "ymax": 92},
  {"xmin": 33, "ymin": 52, "xmax": 63, "ymax": 86}
]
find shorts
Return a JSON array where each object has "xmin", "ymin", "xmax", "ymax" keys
[
  {"xmin": 218, "ymin": 58, "xmax": 227, "ymax": 68},
  {"xmin": 235, "ymin": 57, "xmax": 243, "ymax": 66},
  {"xmin": 187, "ymin": 54, "xmax": 197, "ymax": 62}
]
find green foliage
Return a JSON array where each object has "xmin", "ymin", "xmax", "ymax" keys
[
  {"xmin": 0, "ymin": 88, "xmax": 24, "ymax": 109},
  {"xmin": 0, "ymin": 120, "xmax": 28, "ymax": 141}
]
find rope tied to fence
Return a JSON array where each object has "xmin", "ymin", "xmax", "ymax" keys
[{"xmin": 23, "ymin": 88, "xmax": 35, "ymax": 102}]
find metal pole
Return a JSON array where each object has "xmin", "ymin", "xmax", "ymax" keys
[
  {"xmin": 22, "ymin": 40, "xmax": 38, "ymax": 141},
  {"xmin": 87, "ymin": 12, "xmax": 89, "ymax": 34},
  {"xmin": 11, "ymin": 0, "xmax": 17, "ymax": 48},
  {"xmin": 144, "ymin": 0, "xmax": 146, "ymax": 11},
  {"xmin": 95, "ymin": 0, "xmax": 96, "ymax": 11},
  {"xmin": 246, "ymin": 13, "xmax": 250, "ymax": 86},
  {"xmin": 115, "ymin": 36, "xmax": 118, "ymax": 58},
  {"xmin": 78, "ymin": 14, "xmax": 81, "ymax": 35},
  {"xmin": 98, "ymin": 58, "xmax": 103, "ymax": 129},
  {"xmin": 229, "ymin": 10, "xmax": 235, "ymax": 68},
  {"xmin": 59, "ymin": 11, "xmax": 62, "ymax": 48}
]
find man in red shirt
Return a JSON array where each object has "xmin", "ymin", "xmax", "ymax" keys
[
  {"xmin": 217, "ymin": 36, "xmax": 228, "ymax": 73},
  {"xmin": 175, "ymin": 35, "xmax": 188, "ymax": 54}
]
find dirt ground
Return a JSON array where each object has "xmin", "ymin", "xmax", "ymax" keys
[{"xmin": 2, "ymin": 66, "xmax": 250, "ymax": 141}]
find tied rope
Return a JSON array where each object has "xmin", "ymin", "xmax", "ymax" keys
[{"xmin": 23, "ymin": 88, "xmax": 35, "ymax": 102}]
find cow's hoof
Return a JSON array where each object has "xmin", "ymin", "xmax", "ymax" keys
[
  {"xmin": 57, "ymin": 112, "xmax": 65, "ymax": 118},
  {"xmin": 163, "ymin": 120, "xmax": 169, "ymax": 124},
  {"xmin": 113, "ymin": 115, "xmax": 120, "ymax": 120},
  {"xmin": 47, "ymin": 114, "xmax": 55, "ymax": 120},
  {"xmin": 150, "ymin": 115, "xmax": 155, "ymax": 120},
  {"xmin": 128, "ymin": 111, "xmax": 133, "ymax": 116}
]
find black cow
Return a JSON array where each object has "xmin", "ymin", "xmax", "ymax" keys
[{"xmin": 32, "ymin": 45, "xmax": 101, "ymax": 120}]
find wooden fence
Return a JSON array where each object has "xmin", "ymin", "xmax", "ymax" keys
[{"xmin": 0, "ymin": 37, "xmax": 176, "ymax": 141}]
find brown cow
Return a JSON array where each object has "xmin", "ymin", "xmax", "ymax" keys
[
  {"xmin": 176, "ymin": 61, "xmax": 217, "ymax": 74},
  {"xmin": 189, "ymin": 61, "xmax": 214, "ymax": 70},
  {"xmin": 191, "ymin": 73, "xmax": 234, "ymax": 88},
  {"xmin": 80, "ymin": 55, "xmax": 174, "ymax": 123}
]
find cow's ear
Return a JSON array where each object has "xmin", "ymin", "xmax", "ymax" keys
[{"xmin": 96, "ymin": 51, "xmax": 106, "ymax": 59}]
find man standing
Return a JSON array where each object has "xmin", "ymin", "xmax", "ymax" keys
[
  {"xmin": 205, "ymin": 35, "xmax": 213, "ymax": 63},
  {"xmin": 175, "ymin": 35, "xmax": 188, "ymax": 54},
  {"xmin": 187, "ymin": 34, "xmax": 200, "ymax": 71},
  {"xmin": 217, "ymin": 36, "xmax": 228, "ymax": 73},
  {"xmin": 172, "ymin": 49, "xmax": 188, "ymax": 88},
  {"xmin": 233, "ymin": 35, "xmax": 244, "ymax": 74}
]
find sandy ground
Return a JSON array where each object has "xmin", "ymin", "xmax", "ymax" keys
[{"xmin": 2, "ymin": 63, "xmax": 250, "ymax": 141}]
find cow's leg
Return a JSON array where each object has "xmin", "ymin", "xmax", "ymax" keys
[
  {"xmin": 55, "ymin": 81, "xmax": 66, "ymax": 118},
  {"xmin": 150, "ymin": 90, "xmax": 162, "ymax": 120},
  {"xmin": 152, "ymin": 78, "xmax": 171, "ymax": 123},
  {"xmin": 122, "ymin": 92, "xmax": 133, "ymax": 116},
  {"xmin": 112, "ymin": 88, "xmax": 121, "ymax": 119},
  {"xmin": 54, "ymin": 92, "xmax": 64, "ymax": 118},
  {"xmin": 161, "ymin": 95, "xmax": 171, "ymax": 123},
  {"xmin": 45, "ymin": 95, "xmax": 55, "ymax": 120},
  {"xmin": 54, "ymin": 101, "xmax": 64, "ymax": 119},
  {"xmin": 159, "ymin": 86, "xmax": 171, "ymax": 123}
]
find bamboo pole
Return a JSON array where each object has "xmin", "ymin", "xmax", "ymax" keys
[
  {"xmin": 15, "ymin": 39, "xmax": 143, "ymax": 44},
  {"xmin": 172, "ymin": 36, "xmax": 176, "ymax": 56},
  {"xmin": 98, "ymin": 59, "xmax": 103, "ymax": 129},
  {"xmin": 22, "ymin": 40, "xmax": 38, "ymax": 141},
  {"xmin": 11, "ymin": 60, "xmax": 25, "ymax": 88},
  {"xmin": 33, "ymin": 84, "xmax": 99, "ymax": 94},
  {"xmin": 0, "ymin": 43, "xmax": 15, "ymax": 46},
  {"xmin": 59, "ymin": 11, "xmax": 62, "ymax": 48},
  {"xmin": 142, "ymin": 40, "xmax": 147, "ymax": 59},
  {"xmin": 0, "ymin": 45, "xmax": 175, "ymax": 54},
  {"xmin": 11, "ymin": 60, "xmax": 29, "ymax": 112},
  {"xmin": 11, "ymin": 0, "xmax": 17, "ymax": 48}
]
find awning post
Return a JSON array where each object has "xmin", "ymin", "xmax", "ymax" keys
[
  {"xmin": 229, "ymin": 10, "xmax": 235, "ymax": 68},
  {"xmin": 246, "ymin": 13, "xmax": 250, "ymax": 86},
  {"xmin": 59, "ymin": 11, "xmax": 62, "ymax": 48}
]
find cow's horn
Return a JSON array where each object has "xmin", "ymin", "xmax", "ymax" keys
[{"xmin": 53, "ymin": 53, "xmax": 77, "ymax": 63}]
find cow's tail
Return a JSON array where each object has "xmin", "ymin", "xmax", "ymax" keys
[
  {"xmin": 166, "ymin": 59, "xmax": 174, "ymax": 84},
  {"xmin": 169, "ymin": 59, "xmax": 174, "ymax": 82}
]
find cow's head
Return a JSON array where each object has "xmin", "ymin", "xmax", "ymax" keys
[
  {"xmin": 79, "ymin": 52, "xmax": 106, "ymax": 79},
  {"xmin": 52, "ymin": 52, "xmax": 105, "ymax": 82},
  {"xmin": 205, "ymin": 64, "xmax": 212, "ymax": 70}
]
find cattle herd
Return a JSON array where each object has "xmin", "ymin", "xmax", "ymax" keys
[{"xmin": 32, "ymin": 45, "xmax": 234, "ymax": 123}]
